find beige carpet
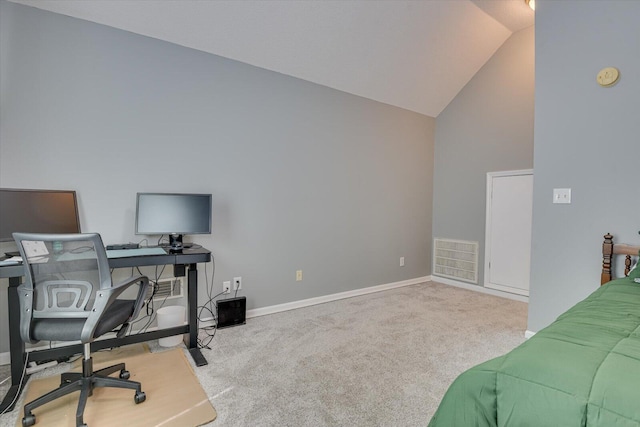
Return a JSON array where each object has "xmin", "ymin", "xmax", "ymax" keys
[
  {"xmin": 15, "ymin": 344, "xmax": 216, "ymax": 427},
  {"xmin": 193, "ymin": 281, "xmax": 528, "ymax": 426}
]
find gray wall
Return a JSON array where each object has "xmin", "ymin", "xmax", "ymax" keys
[
  {"xmin": 0, "ymin": 1, "xmax": 435, "ymax": 353},
  {"xmin": 528, "ymin": 0, "xmax": 640, "ymax": 332},
  {"xmin": 432, "ymin": 26, "xmax": 535, "ymax": 286}
]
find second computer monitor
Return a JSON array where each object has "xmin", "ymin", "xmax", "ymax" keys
[{"xmin": 135, "ymin": 192, "xmax": 212, "ymax": 250}]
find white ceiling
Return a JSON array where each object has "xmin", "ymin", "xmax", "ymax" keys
[{"xmin": 11, "ymin": 0, "xmax": 534, "ymax": 118}]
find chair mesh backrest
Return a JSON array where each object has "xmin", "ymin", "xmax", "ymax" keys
[{"xmin": 13, "ymin": 233, "xmax": 112, "ymax": 342}]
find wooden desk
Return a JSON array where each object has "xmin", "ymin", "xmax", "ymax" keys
[{"xmin": 0, "ymin": 246, "xmax": 211, "ymax": 412}]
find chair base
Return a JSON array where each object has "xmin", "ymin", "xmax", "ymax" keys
[{"xmin": 22, "ymin": 357, "xmax": 145, "ymax": 427}]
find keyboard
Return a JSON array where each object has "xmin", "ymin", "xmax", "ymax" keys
[{"xmin": 106, "ymin": 247, "xmax": 167, "ymax": 258}]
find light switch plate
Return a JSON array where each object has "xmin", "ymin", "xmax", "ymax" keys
[{"xmin": 553, "ymin": 188, "xmax": 571, "ymax": 204}]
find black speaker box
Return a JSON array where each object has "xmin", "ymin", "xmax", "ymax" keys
[{"xmin": 216, "ymin": 296, "xmax": 246, "ymax": 329}]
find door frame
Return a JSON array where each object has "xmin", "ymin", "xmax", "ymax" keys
[{"xmin": 484, "ymin": 169, "xmax": 533, "ymax": 296}]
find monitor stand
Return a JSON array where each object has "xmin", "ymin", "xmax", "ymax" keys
[{"xmin": 169, "ymin": 234, "xmax": 183, "ymax": 252}]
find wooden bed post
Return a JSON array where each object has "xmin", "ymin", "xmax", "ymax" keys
[
  {"xmin": 602, "ymin": 233, "xmax": 613, "ymax": 285},
  {"xmin": 624, "ymin": 255, "xmax": 632, "ymax": 277}
]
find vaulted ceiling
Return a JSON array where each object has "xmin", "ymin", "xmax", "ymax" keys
[{"xmin": 11, "ymin": 0, "xmax": 534, "ymax": 118}]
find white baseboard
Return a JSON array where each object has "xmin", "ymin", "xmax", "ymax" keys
[
  {"xmin": 246, "ymin": 276, "xmax": 431, "ymax": 319},
  {"xmin": 431, "ymin": 275, "xmax": 529, "ymax": 303},
  {"xmin": 524, "ymin": 330, "xmax": 536, "ymax": 339}
]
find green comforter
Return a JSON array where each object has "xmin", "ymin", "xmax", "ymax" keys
[{"xmin": 429, "ymin": 277, "xmax": 640, "ymax": 426}]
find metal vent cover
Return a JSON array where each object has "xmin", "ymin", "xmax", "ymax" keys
[
  {"xmin": 147, "ymin": 278, "xmax": 183, "ymax": 300},
  {"xmin": 433, "ymin": 238, "xmax": 478, "ymax": 284}
]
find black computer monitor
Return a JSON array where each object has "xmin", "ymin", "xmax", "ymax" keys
[
  {"xmin": 135, "ymin": 192, "xmax": 212, "ymax": 250},
  {"xmin": 0, "ymin": 188, "xmax": 81, "ymax": 242}
]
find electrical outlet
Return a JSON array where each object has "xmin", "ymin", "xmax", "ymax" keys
[
  {"xmin": 233, "ymin": 276, "xmax": 242, "ymax": 290},
  {"xmin": 400, "ymin": 257, "xmax": 405, "ymax": 267},
  {"xmin": 296, "ymin": 270, "xmax": 303, "ymax": 281},
  {"xmin": 223, "ymin": 281, "xmax": 231, "ymax": 294}
]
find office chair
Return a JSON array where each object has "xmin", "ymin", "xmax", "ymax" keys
[{"xmin": 13, "ymin": 233, "xmax": 149, "ymax": 427}]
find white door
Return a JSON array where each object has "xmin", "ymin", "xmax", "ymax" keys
[{"xmin": 484, "ymin": 170, "xmax": 533, "ymax": 296}]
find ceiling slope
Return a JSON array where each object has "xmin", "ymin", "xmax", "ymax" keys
[{"xmin": 11, "ymin": 0, "xmax": 533, "ymax": 117}]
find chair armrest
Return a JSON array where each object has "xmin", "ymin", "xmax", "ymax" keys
[
  {"xmin": 80, "ymin": 275, "xmax": 149, "ymax": 342},
  {"xmin": 112, "ymin": 275, "xmax": 150, "ymax": 322}
]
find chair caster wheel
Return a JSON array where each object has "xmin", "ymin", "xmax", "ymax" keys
[
  {"xmin": 134, "ymin": 391, "xmax": 146, "ymax": 404},
  {"xmin": 119, "ymin": 369, "xmax": 130, "ymax": 380},
  {"xmin": 22, "ymin": 414, "xmax": 36, "ymax": 427}
]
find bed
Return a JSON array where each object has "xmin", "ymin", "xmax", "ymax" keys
[{"xmin": 428, "ymin": 233, "xmax": 640, "ymax": 426}]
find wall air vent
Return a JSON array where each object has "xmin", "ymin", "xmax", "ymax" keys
[
  {"xmin": 147, "ymin": 278, "xmax": 183, "ymax": 301},
  {"xmin": 433, "ymin": 238, "xmax": 478, "ymax": 284}
]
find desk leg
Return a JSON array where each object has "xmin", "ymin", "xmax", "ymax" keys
[
  {"xmin": 186, "ymin": 263, "xmax": 208, "ymax": 367},
  {"xmin": 1, "ymin": 277, "xmax": 29, "ymax": 413}
]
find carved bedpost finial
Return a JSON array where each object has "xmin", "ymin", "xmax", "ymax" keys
[
  {"xmin": 602, "ymin": 233, "xmax": 614, "ymax": 285},
  {"xmin": 625, "ymin": 255, "xmax": 632, "ymax": 277}
]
